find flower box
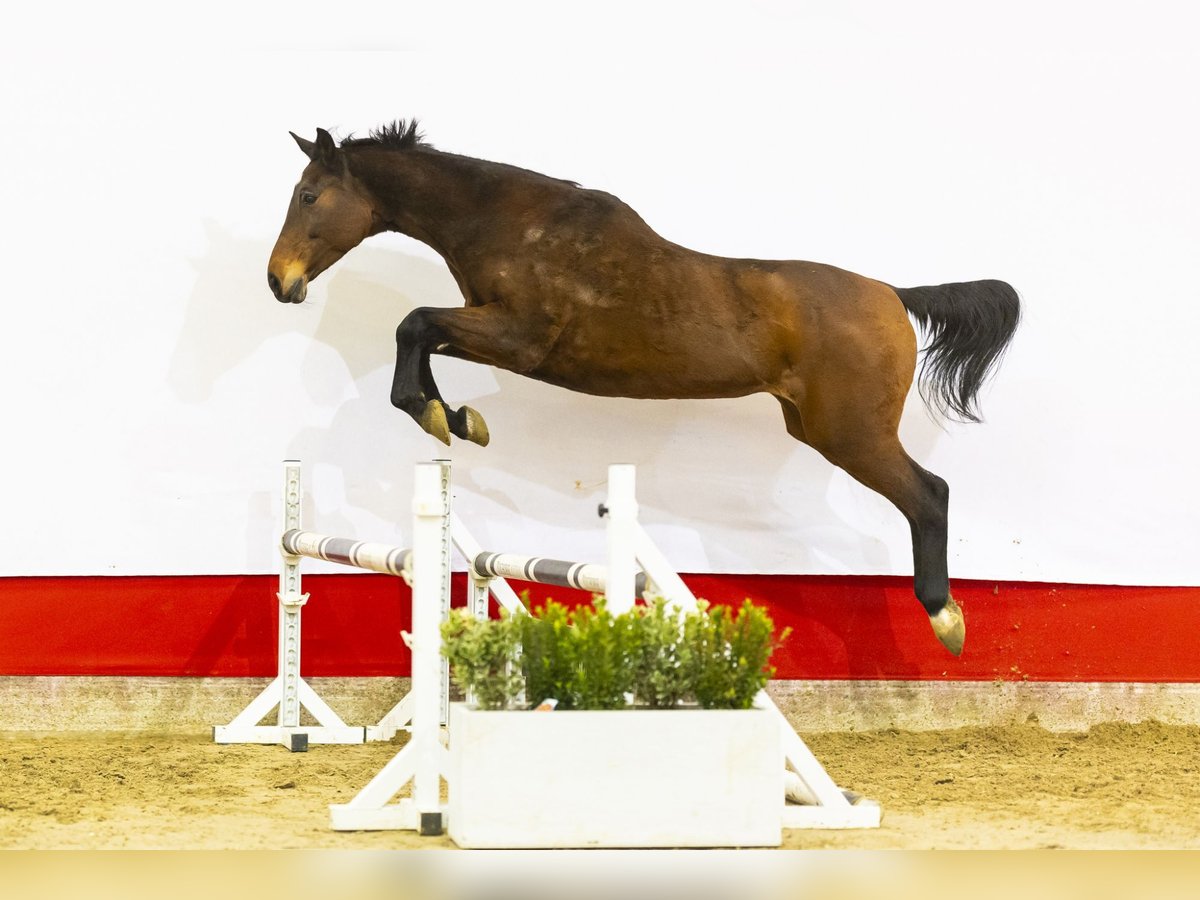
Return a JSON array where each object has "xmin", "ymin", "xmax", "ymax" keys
[{"xmin": 446, "ymin": 703, "xmax": 782, "ymax": 848}]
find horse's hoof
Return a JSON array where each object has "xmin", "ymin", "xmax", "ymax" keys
[
  {"xmin": 929, "ymin": 596, "xmax": 965, "ymax": 656},
  {"xmin": 462, "ymin": 406, "xmax": 490, "ymax": 447},
  {"xmin": 419, "ymin": 400, "xmax": 452, "ymax": 446}
]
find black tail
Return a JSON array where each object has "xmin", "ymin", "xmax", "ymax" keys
[{"xmin": 893, "ymin": 279, "xmax": 1020, "ymax": 423}]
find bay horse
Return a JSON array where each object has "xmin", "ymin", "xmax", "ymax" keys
[{"xmin": 267, "ymin": 122, "xmax": 1020, "ymax": 656}]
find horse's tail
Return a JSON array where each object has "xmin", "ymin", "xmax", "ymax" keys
[{"xmin": 892, "ymin": 279, "xmax": 1021, "ymax": 423}]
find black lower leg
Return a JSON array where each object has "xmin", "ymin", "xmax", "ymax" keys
[
  {"xmin": 908, "ymin": 466, "xmax": 951, "ymax": 615},
  {"xmin": 391, "ymin": 311, "xmax": 439, "ymax": 421}
]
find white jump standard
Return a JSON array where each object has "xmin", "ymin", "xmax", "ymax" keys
[
  {"xmin": 213, "ymin": 461, "xmax": 372, "ymax": 752},
  {"xmin": 215, "ymin": 462, "xmax": 450, "ymax": 751}
]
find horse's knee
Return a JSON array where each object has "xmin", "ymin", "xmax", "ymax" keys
[{"xmin": 396, "ymin": 309, "xmax": 434, "ymax": 347}]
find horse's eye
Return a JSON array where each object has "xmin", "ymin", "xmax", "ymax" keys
[{"xmin": 300, "ymin": 191, "xmax": 317, "ymax": 206}]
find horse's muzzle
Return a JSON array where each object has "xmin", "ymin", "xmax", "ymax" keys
[{"xmin": 268, "ymin": 271, "xmax": 307, "ymax": 304}]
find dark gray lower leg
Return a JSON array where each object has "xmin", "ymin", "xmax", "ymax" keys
[
  {"xmin": 908, "ymin": 465, "xmax": 950, "ymax": 616},
  {"xmin": 389, "ymin": 310, "xmax": 490, "ymax": 446}
]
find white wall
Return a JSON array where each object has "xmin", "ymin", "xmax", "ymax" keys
[{"xmin": 2, "ymin": 1, "xmax": 1197, "ymax": 584}]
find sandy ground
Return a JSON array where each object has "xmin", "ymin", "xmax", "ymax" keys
[{"xmin": 1, "ymin": 721, "xmax": 1197, "ymax": 850}]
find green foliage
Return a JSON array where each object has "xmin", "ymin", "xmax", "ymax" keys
[
  {"xmin": 440, "ymin": 594, "xmax": 788, "ymax": 712},
  {"xmin": 626, "ymin": 597, "xmax": 689, "ymax": 709},
  {"xmin": 683, "ymin": 599, "xmax": 788, "ymax": 709},
  {"xmin": 518, "ymin": 597, "xmax": 632, "ymax": 709},
  {"xmin": 439, "ymin": 607, "xmax": 523, "ymax": 710},
  {"xmin": 519, "ymin": 597, "xmax": 579, "ymax": 709},
  {"xmin": 570, "ymin": 600, "xmax": 633, "ymax": 709}
]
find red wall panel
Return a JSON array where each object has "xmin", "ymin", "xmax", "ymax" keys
[{"xmin": 1, "ymin": 575, "xmax": 1196, "ymax": 681}]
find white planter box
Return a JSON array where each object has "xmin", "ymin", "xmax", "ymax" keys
[{"xmin": 447, "ymin": 702, "xmax": 782, "ymax": 848}]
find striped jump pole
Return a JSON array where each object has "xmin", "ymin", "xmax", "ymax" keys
[
  {"xmin": 448, "ymin": 465, "xmax": 649, "ymax": 612},
  {"xmin": 471, "ymin": 551, "xmax": 647, "ymax": 597},
  {"xmin": 280, "ymin": 530, "xmax": 412, "ymax": 577}
]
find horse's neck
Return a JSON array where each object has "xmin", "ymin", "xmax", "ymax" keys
[{"xmin": 352, "ymin": 149, "xmax": 526, "ymax": 262}]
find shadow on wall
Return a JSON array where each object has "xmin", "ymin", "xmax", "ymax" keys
[
  {"xmin": 167, "ymin": 223, "xmax": 948, "ymax": 580},
  {"xmin": 167, "ymin": 221, "xmax": 284, "ymax": 404},
  {"xmin": 165, "ymin": 223, "xmax": 459, "ymax": 406}
]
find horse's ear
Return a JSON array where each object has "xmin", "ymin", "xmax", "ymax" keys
[
  {"xmin": 314, "ymin": 127, "xmax": 343, "ymax": 171},
  {"xmin": 290, "ymin": 131, "xmax": 317, "ymax": 161}
]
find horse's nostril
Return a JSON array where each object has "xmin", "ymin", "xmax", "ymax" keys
[{"xmin": 267, "ymin": 273, "xmax": 282, "ymax": 296}]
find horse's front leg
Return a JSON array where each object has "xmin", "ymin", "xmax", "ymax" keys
[
  {"xmin": 391, "ymin": 304, "xmax": 555, "ymax": 446},
  {"xmin": 390, "ymin": 309, "xmax": 487, "ymax": 446}
]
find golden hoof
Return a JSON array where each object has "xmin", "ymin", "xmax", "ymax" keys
[
  {"xmin": 419, "ymin": 400, "xmax": 452, "ymax": 446},
  {"xmin": 462, "ymin": 406, "xmax": 490, "ymax": 447},
  {"xmin": 929, "ymin": 595, "xmax": 965, "ymax": 656}
]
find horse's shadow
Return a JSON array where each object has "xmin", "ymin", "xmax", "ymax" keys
[{"xmin": 169, "ymin": 224, "xmax": 945, "ymax": 675}]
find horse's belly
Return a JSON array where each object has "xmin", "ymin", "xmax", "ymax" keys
[{"xmin": 528, "ymin": 329, "xmax": 766, "ymax": 400}]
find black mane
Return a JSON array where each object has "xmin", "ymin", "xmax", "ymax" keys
[{"xmin": 341, "ymin": 119, "xmax": 429, "ymax": 151}]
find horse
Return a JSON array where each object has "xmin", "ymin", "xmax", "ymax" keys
[{"xmin": 267, "ymin": 121, "xmax": 1020, "ymax": 656}]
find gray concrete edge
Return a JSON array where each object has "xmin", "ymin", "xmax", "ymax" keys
[
  {"xmin": 2, "ymin": 677, "xmax": 1198, "ymax": 734},
  {"xmin": 0, "ymin": 676, "xmax": 412, "ymax": 735},
  {"xmin": 769, "ymin": 679, "xmax": 1200, "ymax": 732}
]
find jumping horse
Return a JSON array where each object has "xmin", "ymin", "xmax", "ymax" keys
[{"xmin": 267, "ymin": 122, "xmax": 1020, "ymax": 656}]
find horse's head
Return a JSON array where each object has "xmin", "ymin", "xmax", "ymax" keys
[{"xmin": 267, "ymin": 128, "xmax": 379, "ymax": 303}]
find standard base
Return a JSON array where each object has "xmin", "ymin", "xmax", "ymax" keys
[
  {"xmin": 213, "ymin": 724, "xmax": 365, "ymax": 751},
  {"xmin": 782, "ymin": 799, "xmax": 882, "ymax": 829},
  {"xmin": 330, "ymin": 798, "xmax": 448, "ymax": 832}
]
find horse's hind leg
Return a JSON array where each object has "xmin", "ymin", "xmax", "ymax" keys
[{"xmin": 777, "ymin": 395, "xmax": 964, "ymax": 655}]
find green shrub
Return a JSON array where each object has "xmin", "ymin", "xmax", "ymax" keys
[
  {"xmin": 518, "ymin": 598, "xmax": 633, "ymax": 709},
  {"xmin": 627, "ymin": 597, "xmax": 689, "ymax": 709},
  {"xmin": 684, "ymin": 599, "xmax": 788, "ymax": 709},
  {"xmin": 571, "ymin": 600, "xmax": 633, "ymax": 709},
  {"xmin": 440, "ymin": 595, "xmax": 788, "ymax": 712},
  {"xmin": 519, "ymin": 598, "xmax": 578, "ymax": 709},
  {"xmin": 439, "ymin": 607, "xmax": 523, "ymax": 710}
]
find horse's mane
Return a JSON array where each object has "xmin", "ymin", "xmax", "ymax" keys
[
  {"xmin": 341, "ymin": 119, "xmax": 429, "ymax": 151},
  {"xmin": 338, "ymin": 119, "xmax": 583, "ymax": 188}
]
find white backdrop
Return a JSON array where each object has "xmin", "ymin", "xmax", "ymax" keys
[{"xmin": 2, "ymin": 1, "xmax": 1197, "ymax": 584}]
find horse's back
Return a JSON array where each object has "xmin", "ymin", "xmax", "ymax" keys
[{"xmin": 462, "ymin": 183, "xmax": 916, "ymax": 401}]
